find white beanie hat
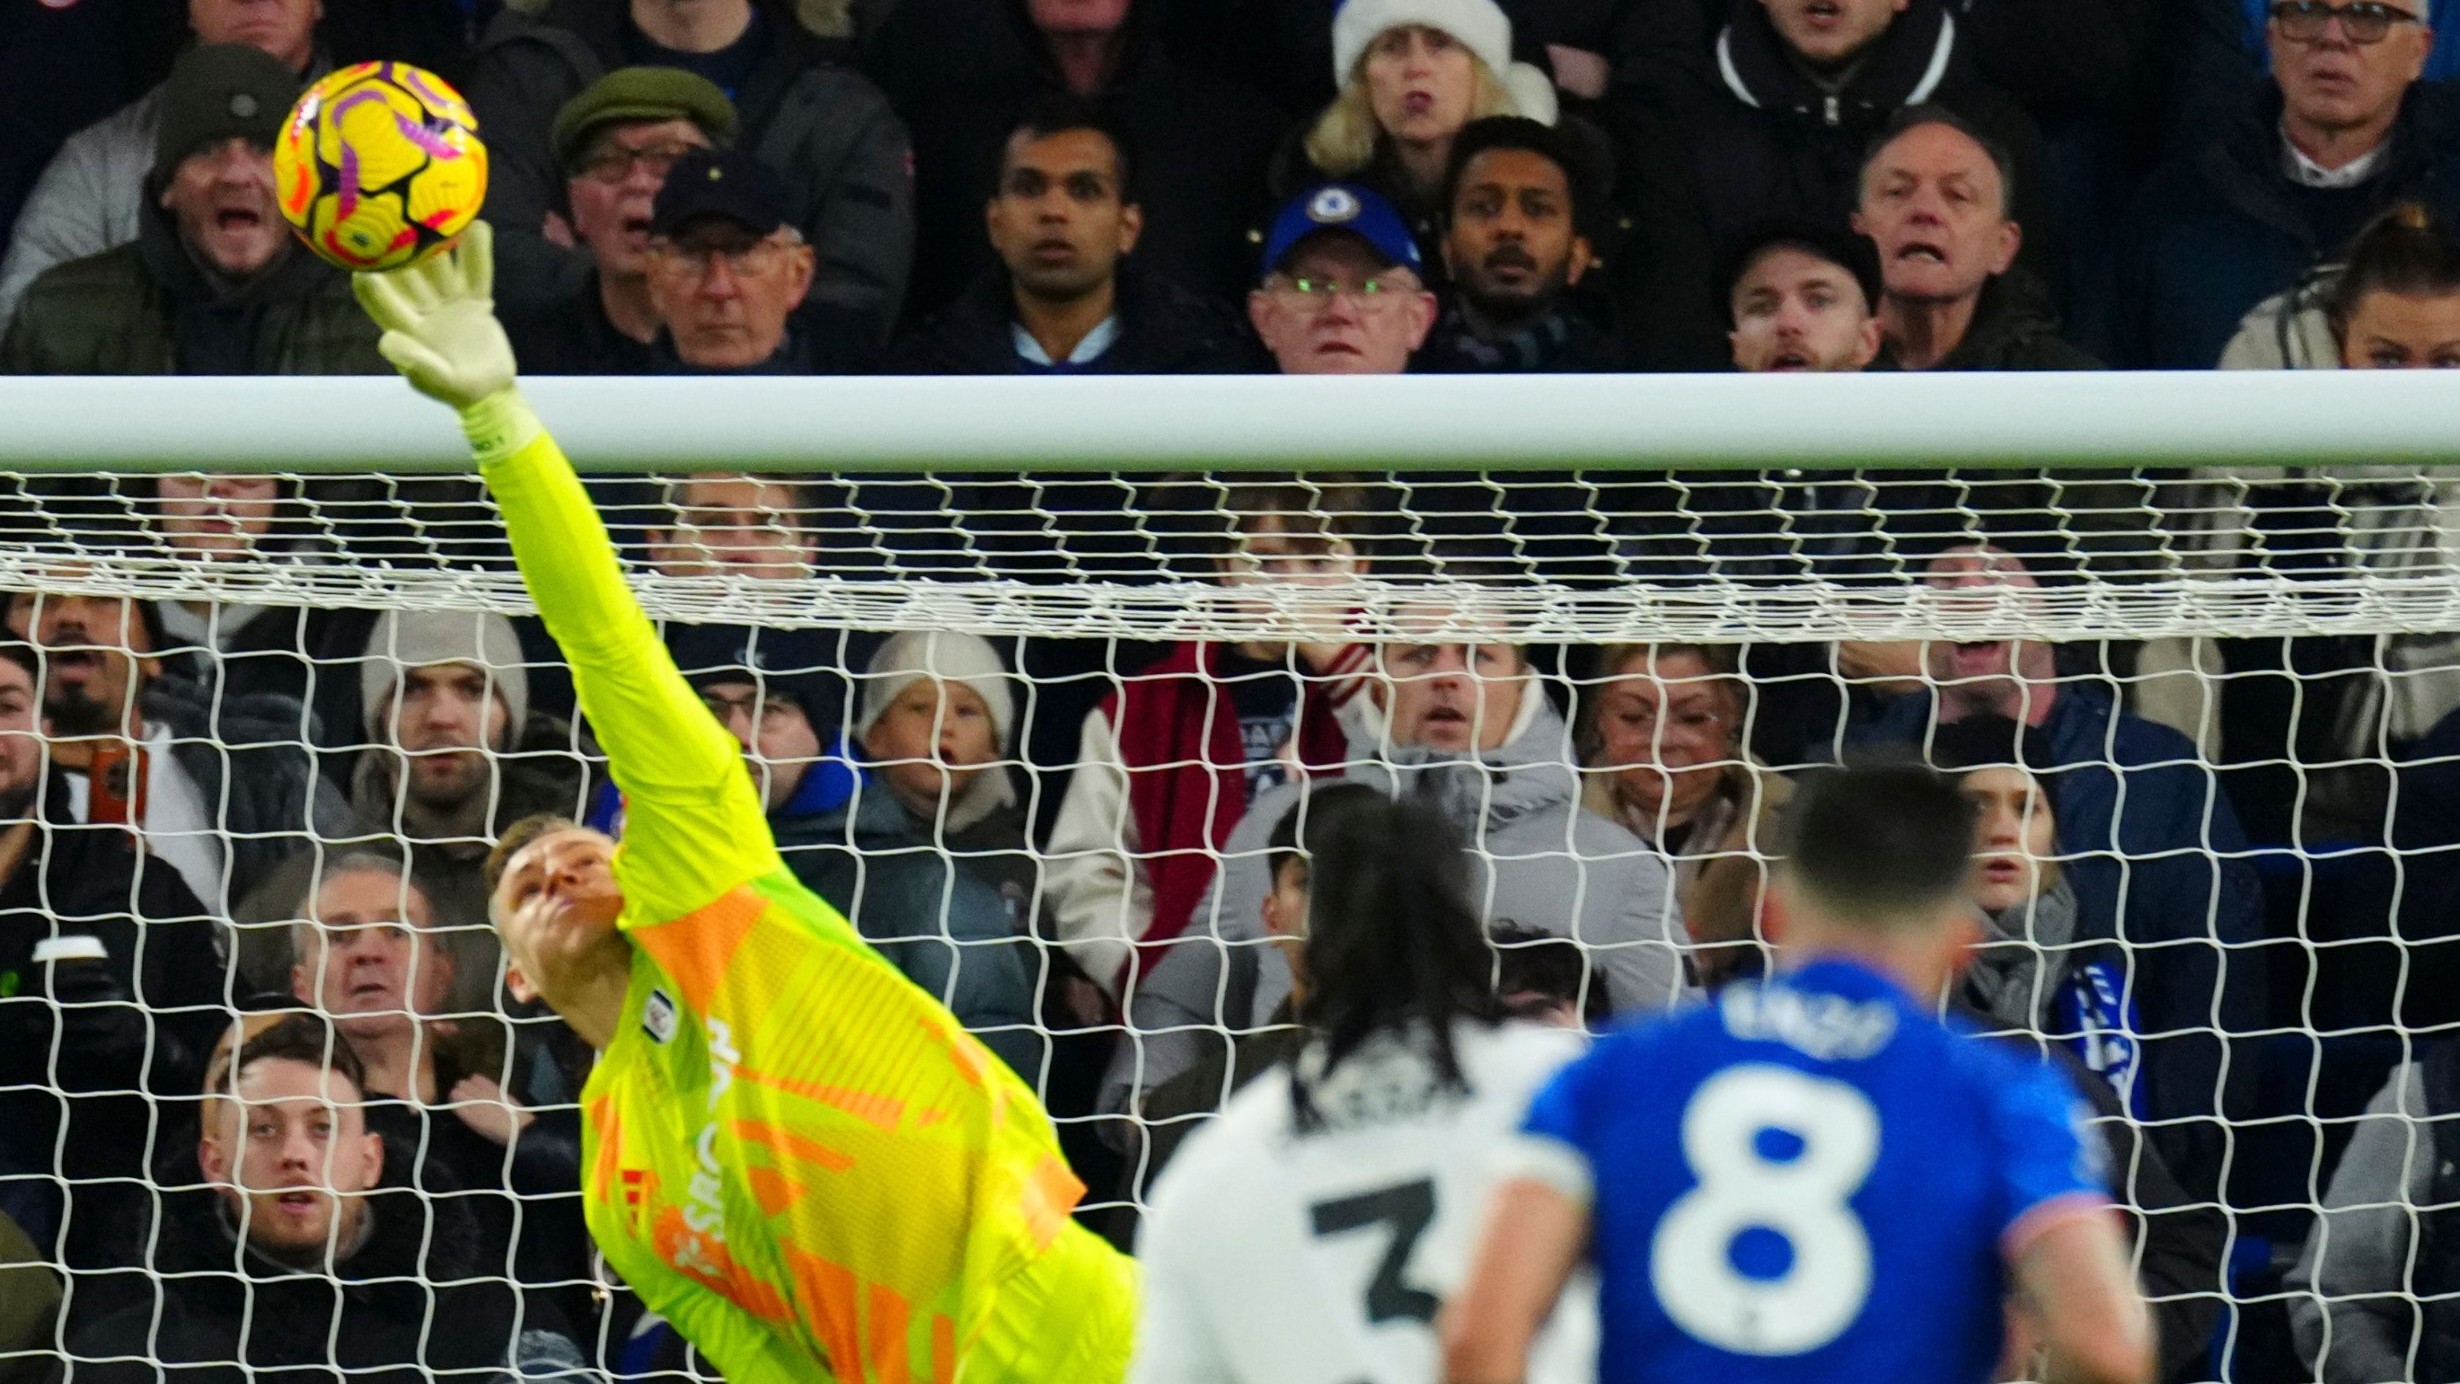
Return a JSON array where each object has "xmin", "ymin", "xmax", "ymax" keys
[
  {"xmin": 859, "ymin": 631, "xmax": 1018, "ymax": 830},
  {"xmin": 1330, "ymin": 0, "xmax": 1560, "ymax": 126},
  {"xmin": 361, "ymin": 609, "xmax": 530, "ymax": 741}
]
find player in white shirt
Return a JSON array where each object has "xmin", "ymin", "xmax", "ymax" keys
[{"xmin": 1129, "ymin": 782, "xmax": 1597, "ymax": 1384}]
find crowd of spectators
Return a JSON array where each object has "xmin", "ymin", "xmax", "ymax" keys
[{"xmin": 5, "ymin": 0, "xmax": 2460, "ymax": 1379}]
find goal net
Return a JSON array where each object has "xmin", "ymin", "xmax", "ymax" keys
[{"xmin": 2, "ymin": 452, "xmax": 2454, "ymax": 1383}]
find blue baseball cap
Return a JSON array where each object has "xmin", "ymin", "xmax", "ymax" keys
[{"xmin": 1260, "ymin": 183, "xmax": 1423, "ymax": 279}]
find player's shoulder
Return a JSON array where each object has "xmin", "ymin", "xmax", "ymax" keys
[
  {"xmin": 1152, "ymin": 1064, "xmax": 1302, "ymax": 1197},
  {"xmin": 1459, "ymin": 1016, "xmax": 1589, "ymax": 1086}
]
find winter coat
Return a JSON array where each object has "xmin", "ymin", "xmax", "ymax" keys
[
  {"xmin": 0, "ymin": 0, "xmax": 171, "ymax": 286},
  {"xmin": 465, "ymin": 0, "xmax": 914, "ymax": 345},
  {"xmin": 1878, "ymin": 267, "xmax": 2102, "ymax": 369},
  {"xmin": 358, "ymin": 1090, "xmax": 587, "ymax": 1313},
  {"xmin": 135, "ymin": 674, "xmax": 356, "ymax": 909},
  {"xmin": 770, "ymin": 776, "xmax": 1040, "ymax": 1077},
  {"xmin": 0, "ymin": 200, "xmax": 383, "ymax": 376},
  {"xmin": 1413, "ymin": 299, "xmax": 1628, "ymax": 373},
  {"xmin": 2103, "ymin": 82, "xmax": 2460, "ymax": 368},
  {"xmin": 63, "ymin": 1149, "xmax": 581, "ymax": 1384},
  {"xmin": 2217, "ymin": 263, "xmax": 2338, "ymax": 369},
  {"xmin": 887, "ymin": 265, "xmax": 1262, "ymax": 374},
  {"xmin": 1642, "ymin": 0, "xmax": 2062, "ymax": 291},
  {"xmin": 0, "ymin": 87, "xmax": 155, "ymax": 336},
  {"xmin": 504, "ymin": 270, "xmax": 661, "ymax": 376},
  {"xmin": 860, "ymin": 0, "xmax": 1281, "ymax": 316},
  {"xmin": 1853, "ymin": 682, "xmax": 2265, "ymax": 1194},
  {"xmin": 1103, "ymin": 687, "xmax": 1683, "ymax": 1114}
]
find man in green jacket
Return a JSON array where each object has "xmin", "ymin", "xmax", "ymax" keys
[{"xmin": 0, "ymin": 44, "xmax": 382, "ymax": 376}]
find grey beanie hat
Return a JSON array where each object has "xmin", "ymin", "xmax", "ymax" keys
[
  {"xmin": 361, "ymin": 609, "xmax": 530, "ymax": 739},
  {"xmin": 859, "ymin": 631, "xmax": 1016, "ymax": 749}
]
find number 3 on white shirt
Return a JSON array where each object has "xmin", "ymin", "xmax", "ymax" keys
[{"xmin": 1648, "ymin": 1065, "xmax": 1880, "ymax": 1356}]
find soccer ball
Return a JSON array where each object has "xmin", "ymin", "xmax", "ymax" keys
[{"xmin": 274, "ymin": 62, "xmax": 488, "ymax": 273}]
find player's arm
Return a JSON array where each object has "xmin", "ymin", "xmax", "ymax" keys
[
  {"xmin": 353, "ymin": 226, "xmax": 777, "ymax": 910},
  {"xmin": 2010, "ymin": 1210, "xmax": 2156, "ymax": 1384},
  {"xmin": 1441, "ymin": 1175, "xmax": 1589, "ymax": 1384}
]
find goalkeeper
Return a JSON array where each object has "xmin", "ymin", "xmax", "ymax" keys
[{"xmin": 352, "ymin": 223, "xmax": 1138, "ymax": 1384}]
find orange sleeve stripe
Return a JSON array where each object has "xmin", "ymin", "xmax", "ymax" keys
[
  {"xmin": 1018, "ymin": 1152, "xmax": 1086, "ymax": 1251},
  {"xmin": 868, "ymin": 1283, "xmax": 914, "ymax": 1384},
  {"xmin": 785, "ymin": 1248, "xmax": 866, "ymax": 1384},
  {"xmin": 633, "ymin": 884, "xmax": 764, "ymax": 1013},
  {"xmin": 730, "ymin": 1119, "xmax": 857, "ymax": 1174},
  {"xmin": 733, "ymin": 1064, "xmax": 933, "ymax": 1134}
]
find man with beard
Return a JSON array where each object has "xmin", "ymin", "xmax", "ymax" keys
[
  {"xmin": 889, "ymin": 99, "xmax": 1256, "ymax": 373},
  {"xmin": 1725, "ymin": 221, "xmax": 1883, "ymax": 373},
  {"xmin": 1420, "ymin": 116, "xmax": 1622, "ymax": 372},
  {"xmin": 1852, "ymin": 105, "xmax": 2097, "ymax": 370},
  {"xmin": 0, "ymin": 638, "xmax": 222, "ymax": 1332},
  {"xmin": 0, "ymin": 588, "xmax": 345, "ymax": 912},
  {"xmin": 1847, "ymin": 545, "xmax": 2265, "ymax": 1201}
]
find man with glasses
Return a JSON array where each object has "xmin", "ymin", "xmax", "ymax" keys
[
  {"xmin": 641, "ymin": 146, "xmax": 870, "ymax": 374},
  {"xmin": 507, "ymin": 69, "xmax": 731, "ymax": 376},
  {"xmin": 1247, "ymin": 183, "xmax": 1439, "ymax": 375},
  {"xmin": 2107, "ymin": 0, "xmax": 2459, "ymax": 367}
]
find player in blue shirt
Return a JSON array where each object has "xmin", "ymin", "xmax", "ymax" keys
[{"xmin": 1441, "ymin": 763, "xmax": 2153, "ymax": 1384}]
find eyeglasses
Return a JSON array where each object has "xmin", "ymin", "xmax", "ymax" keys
[
  {"xmin": 2269, "ymin": 0, "xmax": 2421, "ymax": 42},
  {"xmin": 647, "ymin": 238, "xmax": 797, "ymax": 281},
  {"xmin": 573, "ymin": 141, "xmax": 700, "ymax": 185},
  {"xmin": 1264, "ymin": 275, "xmax": 1420, "ymax": 314}
]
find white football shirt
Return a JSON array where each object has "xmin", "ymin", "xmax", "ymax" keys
[{"xmin": 1130, "ymin": 1019, "xmax": 1597, "ymax": 1384}]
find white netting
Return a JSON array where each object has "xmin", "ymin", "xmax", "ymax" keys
[{"xmin": 4, "ymin": 460, "xmax": 2458, "ymax": 1383}]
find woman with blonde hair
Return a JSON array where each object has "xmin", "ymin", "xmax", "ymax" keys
[{"xmin": 1294, "ymin": 0, "xmax": 1561, "ymax": 248}]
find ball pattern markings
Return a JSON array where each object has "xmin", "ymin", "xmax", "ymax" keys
[{"xmin": 273, "ymin": 61, "xmax": 488, "ymax": 273}]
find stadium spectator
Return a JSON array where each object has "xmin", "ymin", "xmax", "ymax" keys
[
  {"xmin": 1, "ymin": 587, "xmax": 346, "ymax": 912},
  {"xmin": 856, "ymin": 630, "xmax": 1033, "ymax": 924},
  {"xmin": 1578, "ymin": 642, "xmax": 1789, "ymax": 984},
  {"xmin": 0, "ymin": 0, "xmax": 322, "ymax": 332},
  {"xmin": 1109, "ymin": 600, "xmax": 1683, "ymax": 1111},
  {"xmin": 2105, "ymin": 0, "xmax": 2459, "ymax": 368},
  {"xmin": 1850, "ymin": 544, "xmax": 2266, "ymax": 1194},
  {"xmin": 1855, "ymin": 105, "xmax": 2100, "ymax": 370},
  {"xmin": 505, "ymin": 69, "xmax": 732, "ymax": 377},
  {"xmin": 344, "ymin": 609, "xmax": 582, "ymax": 959},
  {"xmin": 1041, "ymin": 475, "xmax": 1381, "ymax": 1000},
  {"xmin": 642, "ymin": 146, "xmax": 880, "ymax": 374},
  {"xmin": 1417, "ymin": 115, "xmax": 1622, "ymax": 372},
  {"xmin": 2290, "ymin": 1049, "xmax": 2460, "ymax": 1382},
  {"xmin": 64, "ymin": 1015, "xmax": 584, "ymax": 1383},
  {"xmin": 860, "ymin": 0, "xmax": 1283, "ymax": 313},
  {"xmin": 889, "ymin": 99, "xmax": 1257, "ymax": 373},
  {"xmin": 669, "ymin": 623, "xmax": 1039, "ymax": 1074},
  {"xmin": 0, "ymin": 47, "xmax": 381, "ymax": 377},
  {"xmin": 0, "ymin": 639, "xmax": 221, "ymax": 1322},
  {"xmin": 284, "ymin": 852, "xmax": 588, "ymax": 1303},
  {"xmin": 1279, "ymin": 0, "xmax": 1560, "ymax": 272},
  {"xmin": 1250, "ymin": 183, "xmax": 1439, "ymax": 374},
  {"xmin": 1724, "ymin": 219, "xmax": 1883, "ymax": 372},
  {"xmin": 645, "ymin": 470, "xmax": 826, "ymax": 577},
  {"xmin": 0, "ymin": 0, "xmax": 179, "ymax": 266},
  {"xmin": 1631, "ymin": 0, "xmax": 2060, "ymax": 293},
  {"xmin": 465, "ymin": 0, "xmax": 914, "ymax": 346}
]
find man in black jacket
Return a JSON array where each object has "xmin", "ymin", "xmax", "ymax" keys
[
  {"xmin": 1420, "ymin": 115, "xmax": 1624, "ymax": 371},
  {"xmin": 63, "ymin": 1015, "xmax": 583, "ymax": 1383},
  {"xmin": 890, "ymin": 98, "xmax": 1256, "ymax": 373}
]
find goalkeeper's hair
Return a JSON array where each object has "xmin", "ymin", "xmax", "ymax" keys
[
  {"xmin": 485, "ymin": 813, "xmax": 582, "ymax": 902},
  {"xmin": 1779, "ymin": 761, "xmax": 1977, "ymax": 931},
  {"xmin": 1289, "ymin": 783, "xmax": 1501, "ymax": 1134}
]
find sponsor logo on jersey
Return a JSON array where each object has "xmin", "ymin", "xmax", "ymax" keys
[{"xmin": 644, "ymin": 989, "xmax": 678, "ymax": 1044}]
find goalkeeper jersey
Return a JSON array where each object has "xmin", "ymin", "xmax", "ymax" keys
[{"xmin": 479, "ymin": 422, "xmax": 1104, "ymax": 1384}]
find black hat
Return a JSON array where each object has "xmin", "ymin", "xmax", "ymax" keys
[
  {"xmin": 649, "ymin": 146, "xmax": 790, "ymax": 240},
  {"xmin": 153, "ymin": 44, "xmax": 302, "ymax": 180},
  {"xmin": 665, "ymin": 623, "xmax": 841, "ymax": 727},
  {"xmin": 1716, "ymin": 221, "xmax": 1884, "ymax": 328}
]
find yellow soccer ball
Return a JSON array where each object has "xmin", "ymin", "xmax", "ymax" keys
[{"xmin": 274, "ymin": 62, "xmax": 487, "ymax": 273}]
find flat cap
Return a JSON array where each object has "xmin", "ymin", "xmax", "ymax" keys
[{"xmin": 551, "ymin": 67, "xmax": 738, "ymax": 174}]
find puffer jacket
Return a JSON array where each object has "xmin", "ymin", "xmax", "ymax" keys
[
  {"xmin": 0, "ymin": 197, "xmax": 383, "ymax": 376},
  {"xmin": 2217, "ymin": 264, "xmax": 2339, "ymax": 370},
  {"xmin": 465, "ymin": 0, "xmax": 913, "ymax": 344},
  {"xmin": 1103, "ymin": 686, "xmax": 1683, "ymax": 1114}
]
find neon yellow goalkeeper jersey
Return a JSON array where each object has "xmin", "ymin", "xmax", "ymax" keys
[{"xmin": 477, "ymin": 419, "xmax": 1126, "ymax": 1384}]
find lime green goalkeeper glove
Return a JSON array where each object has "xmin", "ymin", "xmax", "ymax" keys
[{"xmin": 352, "ymin": 220, "xmax": 539, "ymax": 461}]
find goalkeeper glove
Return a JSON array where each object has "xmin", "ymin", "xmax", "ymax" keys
[{"xmin": 352, "ymin": 220, "xmax": 540, "ymax": 460}]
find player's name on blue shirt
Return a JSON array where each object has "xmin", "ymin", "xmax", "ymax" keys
[{"xmin": 1516, "ymin": 958, "xmax": 2108, "ymax": 1384}]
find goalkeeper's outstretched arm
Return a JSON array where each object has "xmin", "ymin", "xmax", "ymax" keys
[{"xmin": 353, "ymin": 225, "xmax": 776, "ymax": 912}]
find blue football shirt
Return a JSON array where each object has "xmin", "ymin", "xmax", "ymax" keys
[{"xmin": 1514, "ymin": 958, "xmax": 2108, "ymax": 1384}]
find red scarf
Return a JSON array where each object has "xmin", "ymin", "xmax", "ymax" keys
[{"xmin": 1107, "ymin": 641, "xmax": 1351, "ymax": 989}]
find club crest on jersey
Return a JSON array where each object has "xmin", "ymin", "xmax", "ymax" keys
[{"xmin": 643, "ymin": 989, "xmax": 678, "ymax": 1044}]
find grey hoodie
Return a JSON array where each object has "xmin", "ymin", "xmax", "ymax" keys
[
  {"xmin": 2288, "ymin": 1061, "xmax": 2434, "ymax": 1384},
  {"xmin": 1102, "ymin": 687, "xmax": 1683, "ymax": 1116}
]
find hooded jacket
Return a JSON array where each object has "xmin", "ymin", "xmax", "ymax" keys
[
  {"xmin": 1102, "ymin": 686, "xmax": 1682, "ymax": 1114},
  {"xmin": 860, "ymin": 0, "xmax": 1283, "ymax": 316},
  {"xmin": 887, "ymin": 264, "xmax": 1263, "ymax": 374},
  {"xmin": 0, "ymin": 195, "xmax": 383, "ymax": 375},
  {"xmin": 465, "ymin": 0, "xmax": 914, "ymax": 345},
  {"xmin": 2104, "ymin": 82, "xmax": 2460, "ymax": 368},
  {"xmin": 64, "ymin": 1147, "xmax": 579, "ymax": 1384},
  {"xmin": 1650, "ymin": 0, "xmax": 2060, "ymax": 290}
]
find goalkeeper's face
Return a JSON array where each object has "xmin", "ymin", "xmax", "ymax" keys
[{"xmin": 492, "ymin": 826, "xmax": 627, "ymax": 1006}]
